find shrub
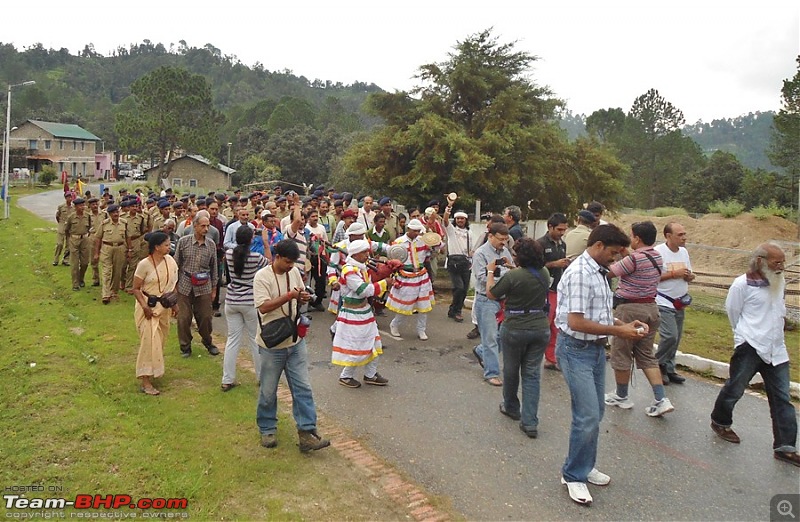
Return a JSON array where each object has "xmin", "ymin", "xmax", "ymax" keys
[
  {"xmin": 648, "ymin": 207, "xmax": 688, "ymax": 217},
  {"xmin": 38, "ymin": 166, "xmax": 57, "ymax": 186},
  {"xmin": 707, "ymin": 198, "xmax": 744, "ymax": 218},
  {"xmin": 750, "ymin": 201, "xmax": 793, "ymax": 220}
]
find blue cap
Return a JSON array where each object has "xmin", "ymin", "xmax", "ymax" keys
[
  {"xmin": 157, "ymin": 200, "xmax": 170, "ymax": 209},
  {"xmin": 107, "ymin": 204, "xmax": 120, "ymax": 213},
  {"xmin": 378, "ymin": 197, "xmax": 391, "ymax": 206}
]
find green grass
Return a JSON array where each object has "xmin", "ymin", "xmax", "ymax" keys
[
  {"xmin": 678, "ymin": 307, "xmax": 799, "ymax": 383},
  {"xmin": 0, "ymin": 207, "xmax": 420, "ymax": 520}
]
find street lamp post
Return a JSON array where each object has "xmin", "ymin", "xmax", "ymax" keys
[
  {"xmin": 3, "ymin": 80, "xmax": 35, "ymax": 219},
  {"xmin": 226, "ymin": 142, "xmax": 232, "ymax": 190}
]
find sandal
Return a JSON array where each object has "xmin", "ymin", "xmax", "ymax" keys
[
  {"xmin": 140, "ymin": 386, "xmax": 160, "ymax": 396},
  {"xmin": 220, "ymin": 383, "xmax": 238, "ymax": 392},
  {"xmin": 485, "ymin": 377, "xmax": 503, "ymax": 387}
]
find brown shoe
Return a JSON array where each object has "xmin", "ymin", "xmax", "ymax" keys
[
  {"xmin": 298, "ymin": 430, "xmax": 330, "ymax": 452},
  {"xmin": 466, "ymin": 327, "xmax": 480, "ymax": 340},
  {"xmin": 774, "ymin": 451, "xmax": 800, "ymax": 467},
  {"xmin": 711, "ymin": 422, "xmax": 740, "ymax": 443}
]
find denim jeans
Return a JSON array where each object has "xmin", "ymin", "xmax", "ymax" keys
[
  {"xmin": 556, "ymin": 332, "xmax": 607, "ymax": 482},
  {"xmin": 474, "ymin": 294, "xmax": 502, "ymax": 379},
  {"xmin": 447, "ymin": 263, "xmax": 471, "ymax": 316},
  {"xmin": 655, "ymin": 306, "xmax": 685, "ymax": 373},
  {"xmin": 256, "ymin": 339, "xmax": 318, "ymax": 435},
  {"xmin": 500, "ymin": 325, "xmax": 549, "ymax": 430},
  {"xmin": 222, "ymin": 303, "xmax": 261, "ymax": 385},
  {"xmin": 711, "ymin": 342, "xmax": 797, "ymax": 452}
]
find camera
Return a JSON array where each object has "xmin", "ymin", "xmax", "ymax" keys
[
  {"xmin": 146, "ymin": 295, "xmax": 159, "ymax": 308},
  {"xmin": 304, "ymin": 286, "xmax": 317, "ymax": 302},
  {"xmin": 496, "ymin": 258, "xmax": 506, "ymax": 266}
]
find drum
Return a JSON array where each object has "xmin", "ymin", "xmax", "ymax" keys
[
  {"xmin": 421, "ymin": 231, "xmax": 443, "ymax": 247},
  {"xmin": 386, "ymin": 244, "xmax": 409, "ymax": 263}
]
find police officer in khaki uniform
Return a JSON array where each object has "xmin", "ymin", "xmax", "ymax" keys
[
  {"xmin": 87, "ymin": 197, "xmax": 102, "ymax": 286},
  {"xmin": 64, "ymin": 198, "xmax": 94, "ymax": 290},
  {"xmin": 94, "ymin": 204, "xmax": 127, "ymax": 304},
  {"xmin": 121, "ymin": 199, "xmax": 148, "ymax": 293},
  {"xmin": 151, "ymin": 200, "xmax": 172, "ymax": 232},
  {"xmin": 53, "ymin": 192, "xmax": 75, "ymax": 266}
]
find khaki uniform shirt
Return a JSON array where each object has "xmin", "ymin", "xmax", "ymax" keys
[
  {"xmin": 56, "ymin": 203, "xmax": 74, "ymax": 234},
  {"xmin": 96, "ymin": 219, "xmax": 127, "ymax": 246},
  {"xmin": 64, "ymin": 212, "xmax": 94, "ymax": 237}
]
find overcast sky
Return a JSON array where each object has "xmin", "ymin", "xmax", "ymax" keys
[{"xmin": 4, "ymin": 0, "xmax": 798, "ymax": 123}]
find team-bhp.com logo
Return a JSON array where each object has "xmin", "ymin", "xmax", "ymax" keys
[{"xmin": 4, "ymin": 493, "xmax": 188, "ymax": 510}]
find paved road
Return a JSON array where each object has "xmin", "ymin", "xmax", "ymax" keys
[{"xmin": 20, "ymin": 188, "xmax": 799, "ymax": 521}]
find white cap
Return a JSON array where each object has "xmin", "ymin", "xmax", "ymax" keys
[
  {"xmin": 346, "ymin": 222, "xmax": 367, "ymax": 236},
  {"xmin": 407, "ymin": 219, "xmax": 426, "ymax": 232},
  {"xmin": 347, "ymin": 239, "xmax": 370, "ymax": 255}
]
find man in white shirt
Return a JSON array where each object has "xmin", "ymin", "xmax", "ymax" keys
[
  {"xmin": 357, "ymin": 195, "xmax": 375, "ymax": 229},
  {"xmin": 710, "ymin": 243, "xmax": 798, "ymax": 467},
  {"xmin": 223, "ymin": 208, "xmax": 254, "ymax": 251},
  {"xmin": 442, "ymin": 205, "xmax": 473, "ymax": 323},
  {"xmin": 654, "ymin": 222, "xmax": 695, "ymax": 385}
]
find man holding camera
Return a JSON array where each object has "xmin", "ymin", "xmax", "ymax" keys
[
  {"xmin": 174, "ymin": 214, "xmax": 219, "ymax": 358},
  {"xmin": 470, "ymin": 222, "xmax": 514, "ymax": 386},
  {"xmin": 254, "ymin": 239, "xmax": 330, "ymax": 452}
]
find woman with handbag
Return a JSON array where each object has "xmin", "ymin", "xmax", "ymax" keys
[
  {"xmin": 132, "ymin": 231, "xmax": 179, "ymax": 396},
  {"xmin": 221, "ymin": 226, "xmax": 269, "ymax": 391},
  {"xmin": 486, "ymin": 237, "xmax": 551, "ymax": 438}
]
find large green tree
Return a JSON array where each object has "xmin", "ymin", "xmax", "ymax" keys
[
  {"xmin": 344, "ymin": 29, "xmax": 624, "ymax": 214},
  {"xmin": 768, "ymin": 55, "xmax": 800, "ymax": 226},
  {"xmin": 115, "ymin": 66, "xmax": 224, "ymax": 178}
]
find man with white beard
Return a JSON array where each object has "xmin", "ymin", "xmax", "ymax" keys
[{"xmin": 710, "ymin": 243, "xmax": 799, "ymax": 467}]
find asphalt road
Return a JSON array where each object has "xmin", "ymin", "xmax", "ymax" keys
[{"xmin": 21, "ymin": 187, "xmax": 800, "ymax": 521}]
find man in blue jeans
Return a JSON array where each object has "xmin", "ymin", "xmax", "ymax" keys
[
  {"xmin": 555, "ymin": 224, "xmax": 648, "ymax": 505},
  {"xmin": 710, "ymin": 243, "xmax": 799, "ymax": 467},
  {"xmin": 471, "ymin": 222, "xmax": 514, "ymax": 386},
  {"xmin": 253, "ymin": 240, "xmax": 330, "ymax": 452}
]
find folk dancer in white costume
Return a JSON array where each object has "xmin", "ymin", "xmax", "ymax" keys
[
  {"xmin": 386, "ymin": 219, "xmax": 440, "ymax": 340},
  {"xmin": 332, "ymin": 240, "xmax": 395, "ymax": 388}
]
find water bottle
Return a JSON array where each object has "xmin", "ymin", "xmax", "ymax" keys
[{"xmin": 297, "ymin": 314, "xmax": 312, "ymax": 338}]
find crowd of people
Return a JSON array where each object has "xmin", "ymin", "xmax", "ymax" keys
[{"xmin": 52, "ymin": 183, "xmax": 798, "ymax": 502}]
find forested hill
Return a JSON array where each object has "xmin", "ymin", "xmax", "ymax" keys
[
  {"xmin": 558, "ymin": 109, "xmax": 778, "ymax": 171},
  {"xmin": 0, "ymin": 40, "xmax": 382, "ymax": 150}
]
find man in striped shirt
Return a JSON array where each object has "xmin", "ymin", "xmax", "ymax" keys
[
  {"xmin": 555, "ymin": 224, "xmax": 649, "ymax": 506},
  {"xmin": 604, "ymin": 221, "xmax": 675, "ymax": 418}
]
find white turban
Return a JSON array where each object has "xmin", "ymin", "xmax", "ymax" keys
[
  {"xmin": 454, "ymin": 211, "xmax": 468, "ymax": 219},
  {"xmin": 407, "ymin": 219, "xmax": 426, "ymax": 232},
  {"xmin": 346, "ymin": 222, "xmax": 367, "ymax": 236},
  {"xmin": 347, "ymin": 239, "xmax": 370, "ymax": 255}
]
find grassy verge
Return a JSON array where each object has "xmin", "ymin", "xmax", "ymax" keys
[
  {"xmin": 0, "ymin": 207, "xmax": 422, "ymax": 520},
  {"xmin": 678, "ymin": 307, "xmax": 799, "ymax": 383}
]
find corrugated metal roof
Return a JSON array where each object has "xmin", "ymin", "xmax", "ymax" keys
[
  {"xmin": 144, "ymin": 154, "xmax": 236, "ymax": 174},
  {"xmin": 27, "ymin": 119, "xmax": 102, "ymax": 141}
]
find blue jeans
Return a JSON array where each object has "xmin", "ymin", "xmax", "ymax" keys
[
  {"xmin": 711, "ymin": 342, "xmax": 797, "ymax": 452},
  {"xmin": 655, "ymin": 306, "xmax": 684, "ymax": 373},
  {"xmin": 474, "ymin": 294, "xmax": 501, "ymax": 379},
  {"xmin": 500, "ymin": 325, "xmax": 549, "ymax": 430},
  {"xmin": 256, "ymin": 339, "xmax": 318, "ymax": 435},
  {"xmin": 556, "ymin": 332, "xmax": 607, "ymax": 482}
]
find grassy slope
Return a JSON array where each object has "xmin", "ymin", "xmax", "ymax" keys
[{"xmin": 0, "ymin": 207, "xmax": 412, "ymax": 520}]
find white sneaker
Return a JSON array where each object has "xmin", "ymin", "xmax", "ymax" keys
[
  {"xmin": 604, "ymin": 392, "xmax": 634, "ymax": 409},
  {"xmin": 645, "ymin": 397, "xmax": 675, "ymax": 417},
  {"xmin": 418, "ymin": 331, "xmax": 428, "ymax": 341},
  {"xmin": 389, "ymin": 325, "xmax": 402, "ymax": 339},
  {"xmin": 587, "ymin": 468, "xmax": 610, "ymax": 486},
  {"xmin": 560, "ymin": 477, "xmax": 593, "ymax": 505}
]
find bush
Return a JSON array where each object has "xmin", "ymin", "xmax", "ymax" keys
[
  {"xmin": 648, "ymin": 207, "xmax": 688, "ymax": 217},
  {"xmin": 707, "ymin": 198, "xmax": 745, "ymax": 218},
  {"xmin": 750, "ymin": 201, "xmax": 793, "ymax": 221},
  {"xmin": 38, "ymin": 166, "xmax": 57, "ymax": 186}
]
